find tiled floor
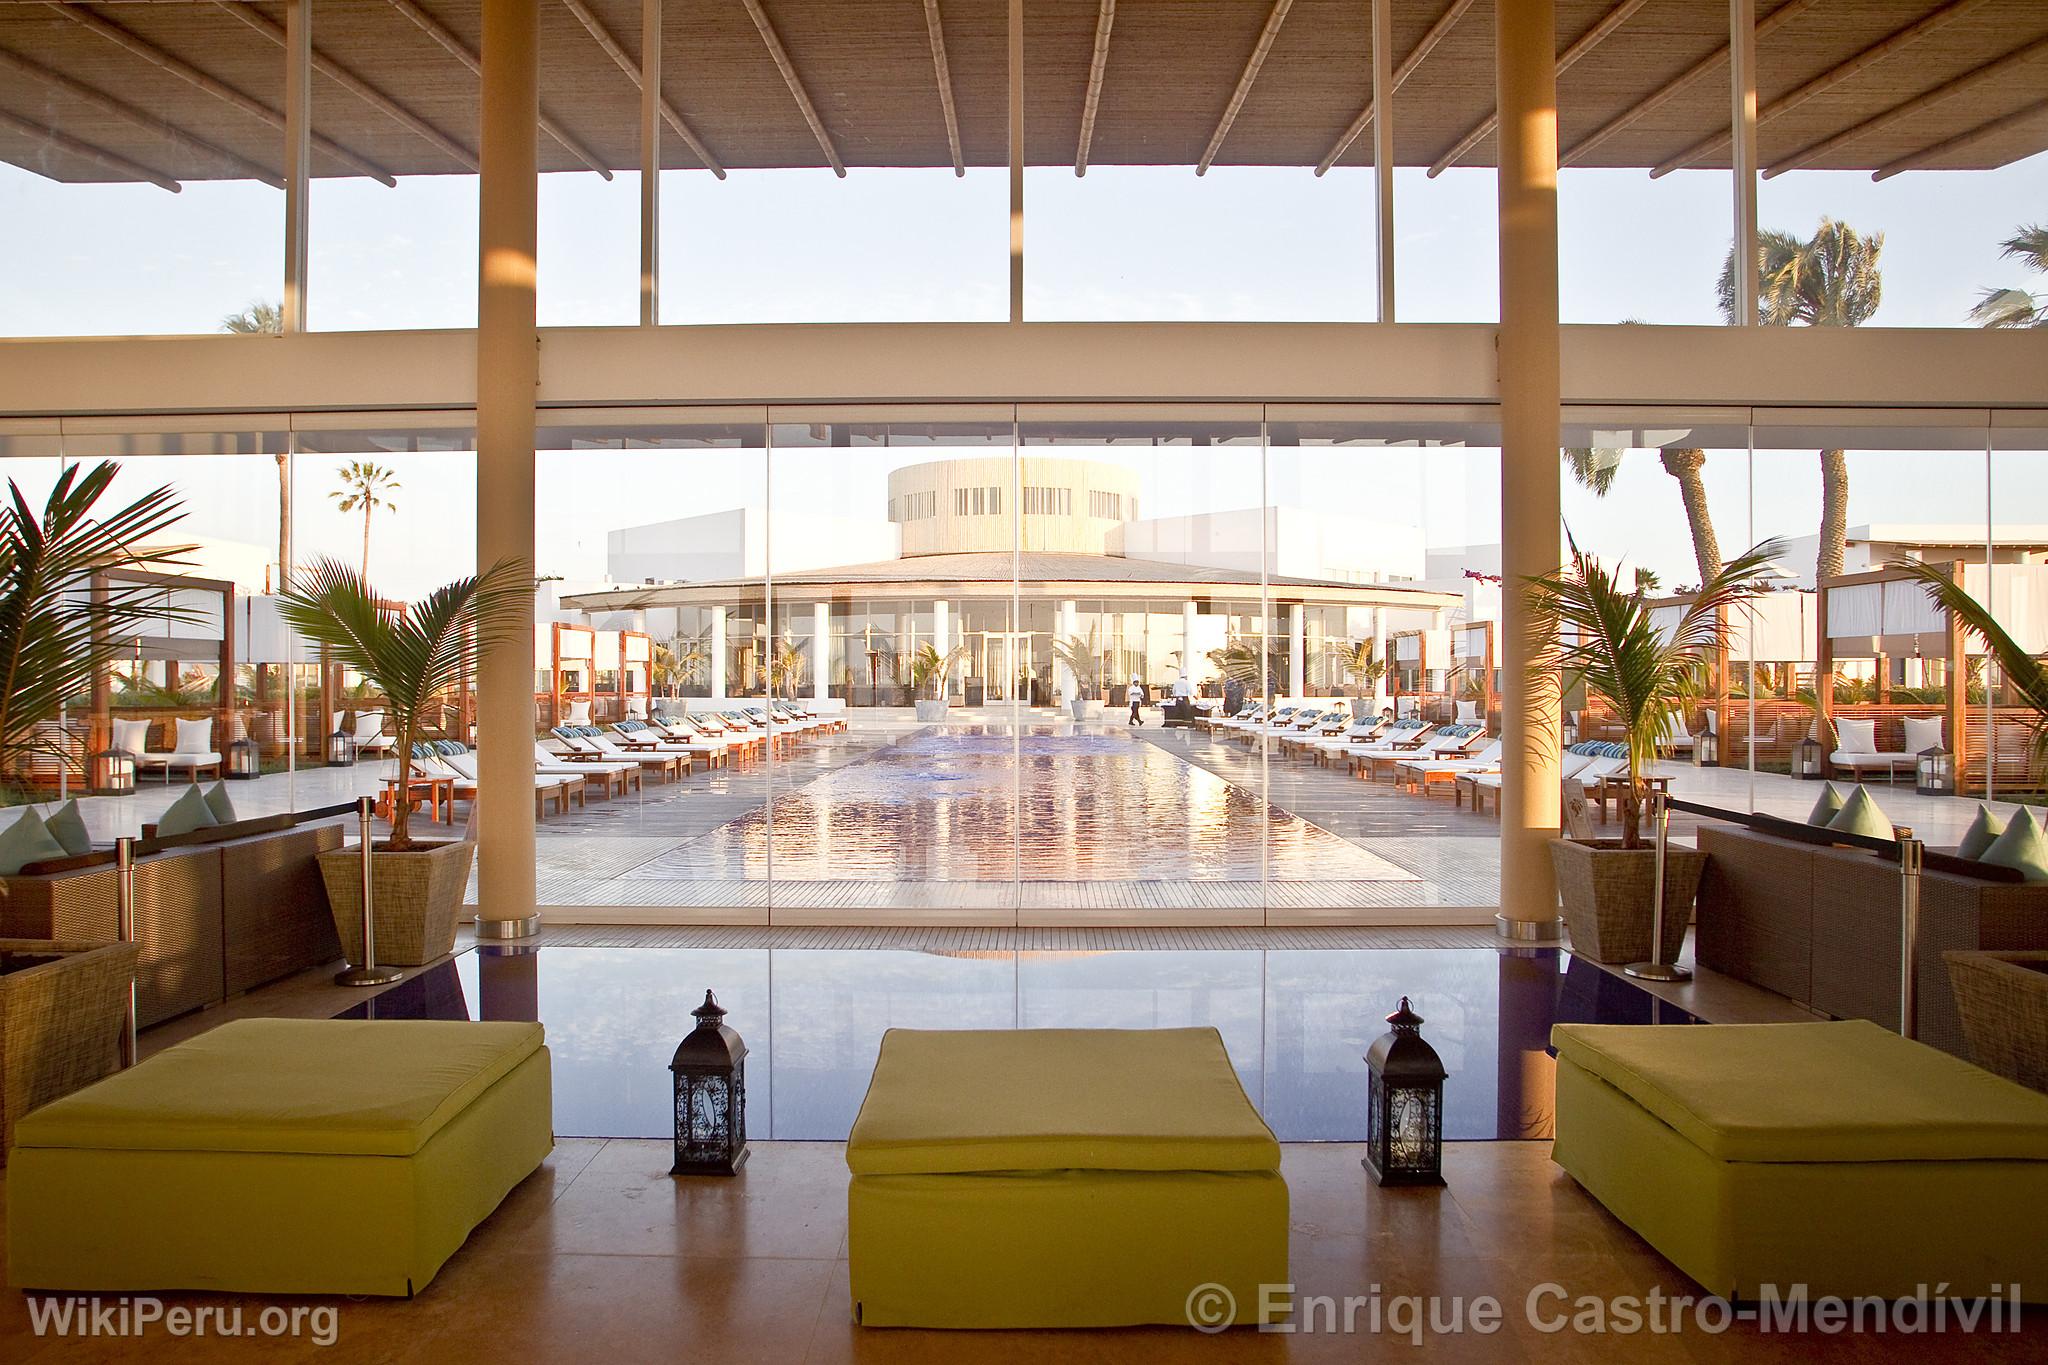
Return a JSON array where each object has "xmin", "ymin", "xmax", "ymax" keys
[{"xmin": 4, "ymin": 1140, "xmax": 2033, "ymax": 1362}]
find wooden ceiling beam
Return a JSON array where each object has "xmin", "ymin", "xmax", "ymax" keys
[
  {"xmin": 737, "ymin": 0, "xmax": 844, "ymax": 177},
  {"xmin": 1196, "ymin": 0, "xmax": 1291, "ymax": 176},
  {"xmin": 1874, "ymin": 94, "xmax": 2048, "ymax": 180},
  {"xmin": 48, "ymin": 1, "xmax": 397, "ymax": 184},
  {"xmin": 1562, "ymin": 0, "xmax": 1818, "ymax": 169},
  {"xmin": 920, "ymin": 0, "xmax": 964, "ymax": 177},
  {"xmin": 0, "ymin": 104, "xmax": 180, "ymax": 189},
  {"xmin": 0, "ymin": 43, "xmax": 280, "ymax": 186},
  {"xmin": 1769, "ymin": 32, "xmax": 2048, "ymax": 178},
  {"xmin": 1652, "ymin": 0, "xmax": 1991, "ymax": 177},
  {"xmin": 381, "ymin": 0, "xmax": 612, "ymax": 179},
  {"xmin": 1315, "ymin": 0, "xmax": 1474, "ymax": 177},
  {"xmin": 214, "ymin": 2, "xmax": 477, "ymax": 172},
  {"xmin": 1428, "ymin": 0, "xmax": 1650, "ymax": 177},
  {"xmin": 558, "ymin": 0, "xmax": 725, "ymax": 178},
  {"xmin": 1074, "ymin": 0, "xmax": 1115, "ymax": 176}
]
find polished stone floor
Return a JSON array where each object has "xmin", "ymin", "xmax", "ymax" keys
[{"xmin": 3, "ymin": 1140, "xmax": 2034, "ymax": 1363}]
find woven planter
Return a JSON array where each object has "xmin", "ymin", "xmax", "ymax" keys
[
  {"xmin": 317, "ymin": 840, "xmax": 474, "ymax": 967},
  {"xmin": 1549, "ymin": 839, "xmax": 1707, "ymax": 966},
  {"xmin": 1945, "ymin": 951, "xmax": 2048, "ymax": 1094},
  {"xmin": 1, "ymin": 938, "xmax": 140, "ymax": 1163}
]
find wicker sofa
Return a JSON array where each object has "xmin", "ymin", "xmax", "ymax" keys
[
  {"xmin": 0, "ymin": 815, "xmax": 343, "ymax": 1028},
  {"xmin": 1696, "ymin": 821, "xmax": 2048, "ymax": 1058}
]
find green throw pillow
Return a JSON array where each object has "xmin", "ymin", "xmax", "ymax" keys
[
  {"xmin": 156, "ymin": 784, "xmax": 220, "ymax": 838},
  {"xmin": 1957, "ymin": 805, "xmax": 2009, "ymax": 861},
  {"xmin": 1806, "ymin": 783, "xmax": 1845, "ymax": 827},
  {"xmin": 1981, "ymin": 809, "xmax": 2048, "ymax": 884},
  {"xmin": 1827, "ymin": 786, "xmax": 1894, "ymax": 842},
  {"xmin": 202, "ymin": 781, "xmax": 238, "ymax": 826},
  {"xmin": 43, "ymin": 799, "xmax": 92, "ymax": 857},
  {"xmin": 0, "ymin": 809, "xmax": 68, "ymax": 874}
]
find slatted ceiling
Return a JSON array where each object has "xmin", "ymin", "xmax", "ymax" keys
[{"xmin": 2, "ymin": 0, "xmax": 2045, "ymax": 185}]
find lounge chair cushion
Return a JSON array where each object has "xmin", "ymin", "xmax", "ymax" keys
[
  {"xmin": 0, "ymin": 808, "xmax": 70, "ymax": 875},
  {"xmin": 202, "ymin": 782, "xmax": 238, "ymax": 825},
  {"xmin": 43, "ymin": 799, "xmax": 92, "ymax": 857},
  {"xmin": 1805, "ymin": 783, "xmax": 1845, "ymax": 827},
  {"xmin": 1901, "ymin": 716, "xmax": 1943, "ymax": 754},
  {"xmin": 1833, "ymin": 718, "xmax": 1876, "ymax": 755},
  {"xmin": 847, "ymin": 1028, "xmax": 1280, "ymax": 1176},
  {"xmin": 1826, "ymin": 786, "xmax": 1892, "ymax": 843},
  {"xmin": 154, "ymin": 784, "xmax": 220, "ymax": 838},
  {"xmin": 1957, "ymin": 804, "xmax": 2010, "ymax": 861},
  {"xmin": 1980, "ymin": 809, "xmax": 2048, "ymax": 883},
  {"xmin": 111, "ymin": 718, "xmax": 152, "ymax": 754},
  {"xmin": 174, "ymin": 717, "xmax": 214, "ymax": 754}
]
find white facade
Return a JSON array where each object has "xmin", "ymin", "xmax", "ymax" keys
[{"xmin": 606, "ymin": 506, "xmax": 898, "ymax": 585}]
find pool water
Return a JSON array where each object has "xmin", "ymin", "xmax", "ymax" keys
[
  {"xmin": 342, "ymin": 945, "xmax": 1696, "ymax": 1142},
  {"xmin": 627, "ymin": 727, "xmax": 1411, "ymax": 883}
]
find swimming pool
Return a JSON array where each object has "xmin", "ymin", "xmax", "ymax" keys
[{"xmin": 344, "ymin": 944, "xmax": 1696, "ymax": 1142}]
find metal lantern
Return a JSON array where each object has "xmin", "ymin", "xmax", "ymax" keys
[
  {"xmin": 1363, "ymin": 997, "xmax": 1447, "ymax": 1187},
  {"xmin": 327, "ymin": 726, "xmax": 358, "ymax": 767},
  {"xmin": 1695, "ymin": 723, "xmax": 1719, "ymax": 768},
  {"xmin": 89, "ymin": 745, "xmax": 137, "ymax": 796},
  {"xmin": 1794, "ymin": 734, "xmax": 1823, "ymax": 780},
  {"xmin": 226, "ymin": 733, "xmax": 261, "ymax": 780},
  {"xmin": 1916, "ymin": 746, "xmax": 1955, "ymax": 797},
  {"xmin": 670, "ymin": 990, "xmax": 748, "ymax": 1176}
]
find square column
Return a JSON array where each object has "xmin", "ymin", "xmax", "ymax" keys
[
  {"xmin": 812, "ymin": 601, "xmax": 831, "ymax": 702},
  {"xmin": 933, "ymin": 599, "xmax": 952, "ymax": 695},
  {"xmin": 1181, "ymin": 600, "xmax": 1198, "ymax": 689},
  {"xmin": 1371, "ymin": 607, "xmax": 1390, "ymax": 712},
  {"xmin": 474, "ymin": 0, "xmax": 540, "ymax": 941},
  {"xmin": 1287, "ymin": 604, "xmax": 1306, "ymax": 701},
  {"xmin": 1495, "ymin": 0, "xmax": 1565, "ymax": 939},
  {"xmin": 1055, "ymin": 599, "xmax": 1078, "ymax": 700},
  {"xmin": 710, "ymin": 608, "xmax": 728, "ymax": 701}
]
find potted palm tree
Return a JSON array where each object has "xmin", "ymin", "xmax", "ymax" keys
[
  {"xmin": 277, "ymin": 557, "xmax": 532, "ymax": 966},
  {"xmin": 909, "ymin": 642, "xmax": 968, "ymax": 722},
  {"xmin": 1525, "ymin": 535, "xmax": 1780, "ymax": 964},
  {"xmin": 1325, "ymin": 638, "xmax": 1386, "ymax": 709},
  {"xmin": 1051, "ymin": 627, "xmax": 1107, "ymax": 721}
]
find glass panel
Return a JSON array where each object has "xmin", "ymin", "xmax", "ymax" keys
[
  {"xmin": 0, "ymin": 5, "xmax": 280, "ymax": 337},
  {"xmin": 534, "ymin": 418, "xmax": 770, "ymax": 920},
  {"xmin": 767, "ymin": 416, "xmax": 1018, "ymax": 922},
  {"xmin": 1266, "ymin": 412, "xmax": 1501, "ymax": 919},
  {"xmin": 539, "ymin": 170, "xmax": 640, "ymax": 326}
]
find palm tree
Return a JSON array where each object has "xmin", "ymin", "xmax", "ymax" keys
[
  {"xmin": 1565, "ymin": 433, "xmax": 1725, "ymax": 590},
  {"xmin": 1970, "ymin": 223, "xmax": 2048, "ymax": 329},
  {"xmin": 0, "ymin": 462, "xmax": 195, "ymax": 780},
  {"xmin": 1895, "ymin": 558, "xmax": 2048, "ymax": 780},
  {"xmin": 1526, "ymin": 535, "xmax": 1784, "ymax": 847},
  {"xmin": 908, "ymin": 642, "xmax": 970, "ymax": 701},
  {"xmin": 1720, "ymin": 220, "xmax": 1883, "ymax": 581},
  {"xmin": 768, "ymin": 633, "xmax": 809, "ymax": 696},
  {"xmin": 1322, "ymin": 638, "xmax": 1385, "ymax": 696},
  {"xmin": 330, "ymin": 461, "xmax": 400, "ymax": 580},
  {"xmin": 276, "ymin": 557, "xmax": 531, "ymax": 850},
  {"xmin": 219, "ymin": 302, "xmax": 291, "ymax": 590},
  {"xmin": 1050, "ymin": 625, "xmax": 1107, "ymax": 701}
]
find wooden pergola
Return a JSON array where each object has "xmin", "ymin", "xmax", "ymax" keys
[{"xmin": 2, "ymin": 0, "xmax": 2044, "ymax": 191}]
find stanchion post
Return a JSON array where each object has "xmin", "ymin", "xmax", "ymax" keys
[
  {"xmin": 335, "ymin": 795, "xmax": 402, "ymax": 987},
  {"xmin": 115, "ymin": 835, "xmax": 137, "ymax": 1067},
  {"xmin": 1625, "ymin": 788, "xmax": 1693, "ymax": 983},
  {"xmin": 1896, "ymin": 825, "xmax": 1923, "ymax": 1040}
]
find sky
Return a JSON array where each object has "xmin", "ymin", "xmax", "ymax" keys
[{"xmin": 0, "ymin": 152, "xmax": 2043, "ymax": 597}]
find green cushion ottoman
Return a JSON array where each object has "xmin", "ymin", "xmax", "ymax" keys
[
  {"xmin": 1551, "ymin": 1020, "xmax": 2048, "ymax": 1300},
  {"xmin": 846, "ymin": 1027, "xmax": 1288, "ymax": 1329},
  {"xmin": 8, "ymin": 1018, "xmax": 553, "ymax": 1296}
]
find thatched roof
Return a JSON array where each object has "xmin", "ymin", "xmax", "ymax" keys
[{"xmin": 1, "ymin": 0, "xmax": 2044, "ymax": 189}]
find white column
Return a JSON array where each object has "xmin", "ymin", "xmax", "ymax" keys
[
  {"xmin": 812, "ymin": 601, "xmax": 830, "ymax": 701},
  {"xmin": 1181, "ymin": 599, "xmax": 1198, "ymax": 688},
  {"xmin": 638, "ymin": 0, "xmax": 660, "ymax": 326},
  {"xmin": 932, "ymin": 598, "xmax": 951, "ymax": 696},
  {"xmin": 1287, "ymin": 603, "xmax": 1306, "ymax": 700},
  {"xmin": 1371, "ymin": 606, "xmax": 1391, "ymax": 711},
  {"xmin": 710, "ymin": 608, "xmax": 728, "ymax": 701},
  {"xmin": 1056, "ymin": 599, "xmax": 1078, "ymax": 699}
]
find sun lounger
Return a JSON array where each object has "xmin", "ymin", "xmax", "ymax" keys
[
  {"xmin": 533, "ymin": 741, "xmax": 640, "ymax": 797},
  {"xmin": 1394, "ymin": 738, "xmax": 1504, "ymax": 794},
  {"xmin": 433, "ymin": 748, "xmax": 579, "ymax": 816},
  {"xmin": 615, "ymin": 719, "xmax": 726, "ymax": 764},
  {"xmin": 1358, "ymin": 725, "xmax": 1488, "ymax": 782},
  {"xmin": 553, "ymin": 726, "xmax": 689, "ymax": 782}
]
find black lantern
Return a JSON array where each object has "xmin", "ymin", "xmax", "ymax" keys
[
  {"xmin": 670, "ymin": 990, "xmax": 748, "ymax": 1176},
  {"xmin": 1916, "ymin": 746, "xmax": 1955, "ymax": 797},
  {"xmin": 89, "ymin": 745, "xmax": 136, "ymax": 796},
  {"xmin": 327, "ymin": 725, "xmax": 358, "ymax": 766},
  {"xmin": 1362, "ymin": 997, "xmax": 1446, "ymax": 1187},
  {"xmin": 226, "ymin": 733, "xmax": 261, "ymax": 780},
  {"xmin": 1794, "ymin": 733, "xmax": 1823, "ymax": 780},
  {"xmin": 1694, "ymin": 717, "xmax": 1719, "ymax": 768}
]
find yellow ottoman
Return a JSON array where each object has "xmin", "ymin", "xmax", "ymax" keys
[
  {"xmin": 846, "ymin": 1027, "xmax": 1287, "ymax": 1329},
  {"xmin": 1552, "ymin": 1020, "xmax": 2048, "ymax": 1300},
  {"xmin": 8, "ymin": 1018, "xmax": 552, "ymax": 1297}
]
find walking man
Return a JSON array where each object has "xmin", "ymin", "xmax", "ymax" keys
[{"xmin": 1127, "ymin": 673, "xmax": 1145, "ymax": 726}]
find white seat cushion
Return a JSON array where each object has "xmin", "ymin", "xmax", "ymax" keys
[
  {"xmin": 1902, "ymin": 716, "xmax": 1944, "ymax": 754},
  {"xmin": 111, "ymin": 717, "xmax": 152, "ymax": 754},
  {"xmin": 174, "ymin": 716, "xmax": 213, "ymax": 754},
  {"xmin": 1834, "ymin": 717, "xmax": 1877, "ymax": 755}
]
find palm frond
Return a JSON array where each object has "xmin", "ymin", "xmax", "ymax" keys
[
  {"xmin": 1562, "ymin": 447, "xmax": 1622, "ymax": 497},
  {"xmin": 1892, "ymin": 558, "xmax": 2048, "ymax": 771},
  {"xmin": 1969, "ymin": 287, "xmax": 2044, "ymax": 329}
]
